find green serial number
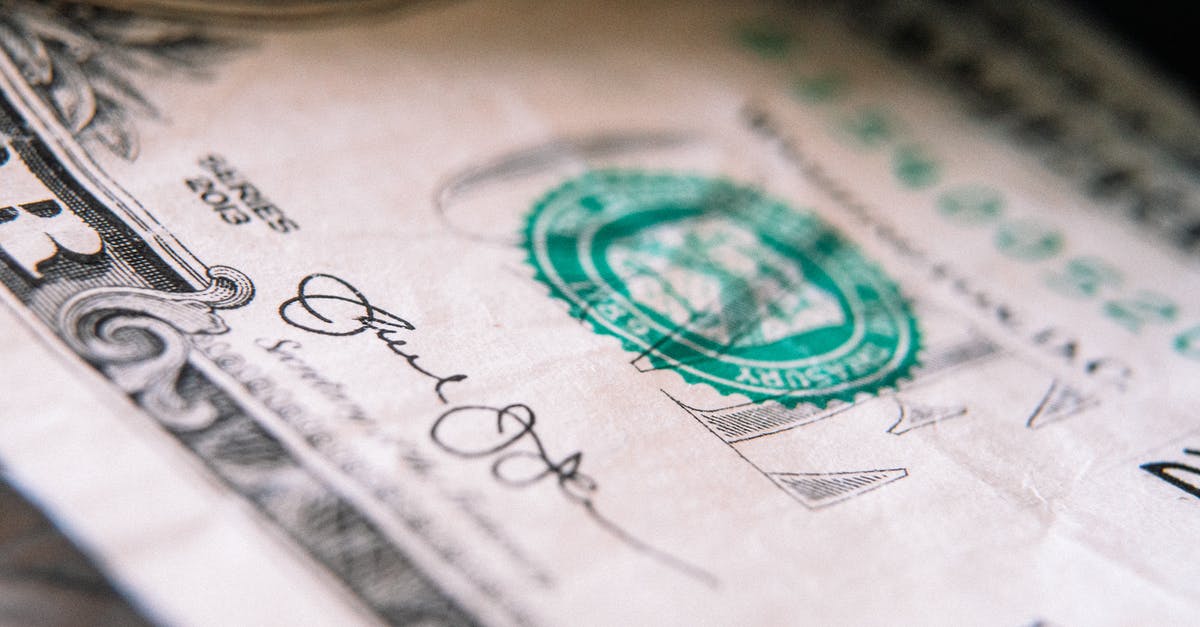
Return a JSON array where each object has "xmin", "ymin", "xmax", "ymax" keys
[{"xmin": 735, "ymin": 22, "xmax": 1199, "ymax": 361}]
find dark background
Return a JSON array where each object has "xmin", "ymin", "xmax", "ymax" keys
[{"xmin": 1071, "ymin": 0, "xmax": 1200, "ymax": 102}]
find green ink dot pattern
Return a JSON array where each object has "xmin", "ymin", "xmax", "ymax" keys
[
  {"xmin": 937, "ymin": 184, "xmax": 1003, "ymax": 225},
  {"xmin": 1044, "ymin": 256, "xmax": 1122, "ymax": 299},
  {"xmin": 745, "ymin": 18, "xmax": 1194, "ymax": 362},
  {"xmin": 1175, "ymin": 326, "xmax": 1200, "ymax": 359},
  {"xmin": 792, "ymin": 73, "xmax": 846, "ymax": 103},
  {"xmin": 737, "ymin": 24, "xmax": 796, "ymax": 59},
  {"xmin": 892, "ymin": 144, "xmax": 940, "ymax": 189},
  {"xmin": 840, "ymin": 108, "xmax": 896, "ymax": 148},
  {"xmin": 1103, "ymin": 291, "xmax": 1178, "ymax": 333},
  {"xmin": 994, "ymin": 219, "xmax": 1063, "ymax": 261}
]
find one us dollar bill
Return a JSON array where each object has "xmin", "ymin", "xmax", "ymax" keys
[{"xmin": 0, "ymin": 1, "xmax": 1197, "ymax": 625}]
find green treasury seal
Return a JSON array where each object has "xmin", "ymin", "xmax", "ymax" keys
[{"xmin": 523, "ymin": 170, "xmax": 920, "ymax": 407}]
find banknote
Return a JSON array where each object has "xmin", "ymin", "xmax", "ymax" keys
[{"xmin": 0, "ymin": 0, "xmax": 1197, "ymax": 625}]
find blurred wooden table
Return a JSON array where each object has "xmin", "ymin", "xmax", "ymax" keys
[{"xmin": 0, "ymin": 478, "xmax": 148, "ymax": 626}]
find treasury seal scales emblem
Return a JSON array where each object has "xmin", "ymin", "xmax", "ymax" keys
[{"xmin": 523, "ymin": 170, "xmax": 920, "ymax": 407}]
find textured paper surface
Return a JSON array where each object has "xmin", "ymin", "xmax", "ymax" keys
[{"xmin": 0, "ymin": 1, "xmax": 1197, "ymax": 625}]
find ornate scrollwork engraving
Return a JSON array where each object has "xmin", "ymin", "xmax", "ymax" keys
[{"xmin": 56, "ymin": 265, "xmax": 253, "ymax": 430}]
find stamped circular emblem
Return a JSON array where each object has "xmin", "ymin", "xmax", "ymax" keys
[{"xmin": 523, "ymin": 171, "xmax": 920, "ymax": 407}]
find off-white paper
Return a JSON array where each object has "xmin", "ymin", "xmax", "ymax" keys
[{"xmin": 0, "ymin": 1, "xmax": 1197, "ymax": 625}]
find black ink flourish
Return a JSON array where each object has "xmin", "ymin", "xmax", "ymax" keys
[
  {"xmin": 432, "ymin": 404, "xmax": 718, "ymax": 587},
  {"xmin": 431, "ymin": 404, "xmax": 598, "ymax": 499},
  {"xmin": 279, "ymin": 274, "xmax": 716, "ymax": 586},
  {"xmin": 278, "ymin": 273, "xmax": 466, "ymax": 402}
]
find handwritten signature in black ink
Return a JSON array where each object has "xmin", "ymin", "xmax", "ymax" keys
[
  {"xmin": 278, "ymin": 273, "xmax": 717, "ymax": 586},
  {"xmin": 278, "ymin": 273, "xmax": 467, "ymax": 402},
  {"xmin": 431, "ymin": 404, "xmax": 597, "ymax": 500},
  {"xmin": 429, "ymin": 403, "xmax": 716, "ymax": 585}
]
